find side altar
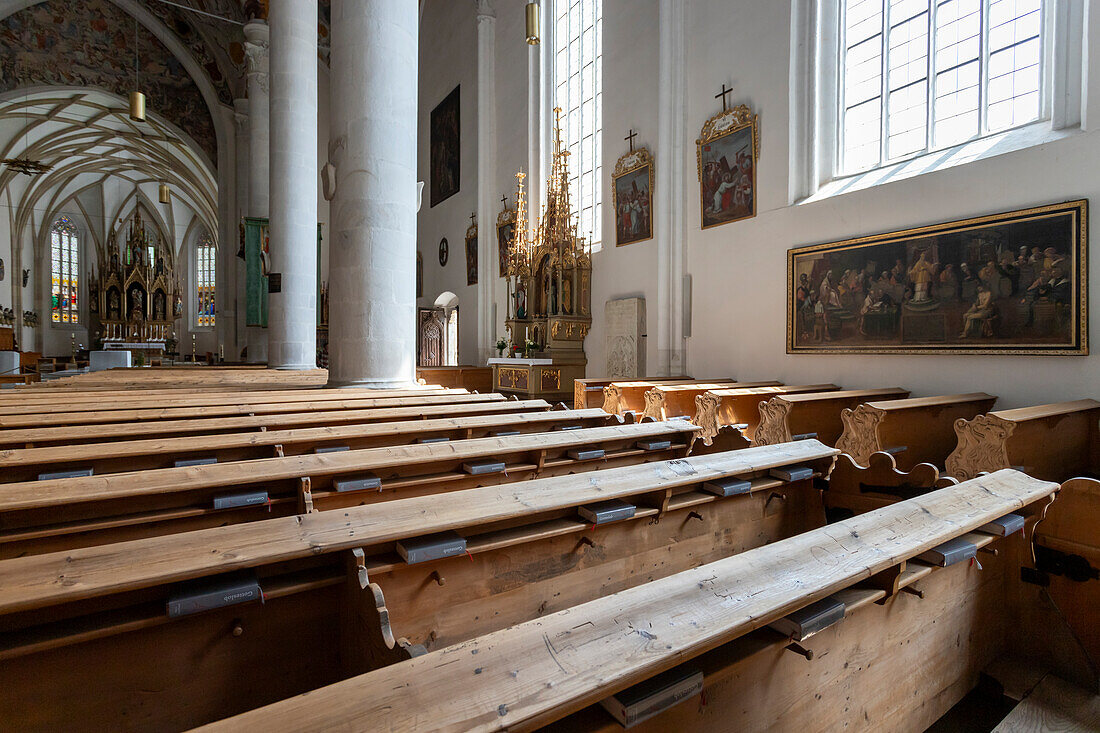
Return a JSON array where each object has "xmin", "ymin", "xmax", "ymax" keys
[{"xmin": 491, "ymin": 108, "xmax": 592, "ymax": 402}]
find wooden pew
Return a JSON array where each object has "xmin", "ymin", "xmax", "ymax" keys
[
  {"xmin": 22, "ymin": 367, "xmax": 329, "ymax": 391},
  {"xmin": 416, "ymin": 366, "xmax": 493, "ymax": 392},
  {"xmin": 750, "ymin": 388, "xmax": 910, "ymax": 448},
  {"xmin": 823, "ymin": 451, "xmax": 956, "ymax": 518},
  {"xmin": 945, "ymin": 399, "xmax": 1100, "ymax": 482},
  {"xmin": 835, "ymin": 392, "xmax": 997, "ymax": 470},
  {"xmin": 603, "ymin": 379, "xmax": 776, "ymax": 417},
  {"xmin": 0, "ymin": 408, "xmax": 622, "ymax": 482},
  {"xmin": 573, "ymin": 376, "xmax": 693, "ymax": 409},
  {"xmin": 0, "ymin": 421, "xmax": 701, "ymax": 557},
  {"xmin": 191, "ymin": 469, "xmax": 1058, "ymax": 733},
  {"xmin": 0, "ymin": 391, "xmax": 509, "ymax": 429},
  {"xmin": 0, "ymin": 442, "xmax": 837, "ymax": 733},
  {"xmin": 0, "ymin": 383, "xmax": 452, "ymax": 407},
  {"xmin": 690, "ymin": 384, "xmax": 842, "ymax": 445}
]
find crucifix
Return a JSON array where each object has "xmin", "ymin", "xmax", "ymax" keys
[
  {"xmin": 470, "ymin": 212, "xmax": 477, "ymax": 226},
  {"xmin": 501, "ymin": 194, "xmax": 509, "ymax": 209},
  {"xmin": 624, "ymin": 128, "xmax": 638, "ymax": 152},
  {"xmin": 715, "ymin": 83, "xmax": 734, "ymax": 112}
]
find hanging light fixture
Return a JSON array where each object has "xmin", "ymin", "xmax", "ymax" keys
[
  {"xmin": 129, "ymin": 18, "xmax": 146, "ymax": 121},
  {"xmin": 158, "ymin": 183, "xmax": 171, "ymax": 204},
  {"xmin": 525, "ymin": 2, "xmax": 540, "ymax": 45}
]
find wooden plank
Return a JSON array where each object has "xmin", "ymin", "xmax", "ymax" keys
[
  {"xmin": 0, "ymin": 440, "xmax": 837, "ymax": 615},
  {"xmin": 992, "ymin": 674, "xmax": 1100, "ymax": 732},
  {"xmin": 192, "ymin": 469, "xmax": 1057, "ymax": 733},
  {"xmin": 601, "ymin": 379, "xmax": 745, "ymax": 415},
  {"xmin": 692, "ymin": 384, "xmax": 841, "ymax": 445},
  {"xmin": 572, "ymin": 377, "xmax": 694, "ymax": 410},
  {"xmin": 751, "ymin": 388, "xmax": 910, "ymax": 448}
]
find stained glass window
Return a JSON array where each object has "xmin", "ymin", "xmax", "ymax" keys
[
  {"xmin": 196, "ymin": 234, "xmax": 216, "ymax": 328},
  {"xmin": 50, "ymin": 217, "xmax": 79, "ymax": 325},
  {"xmin": 553, "ymin": 0, "xmax": 602, "ymax": 250}
]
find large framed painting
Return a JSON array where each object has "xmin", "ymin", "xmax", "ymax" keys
[
  {"xmin": 787, "ymin": 200, "xmax": 1088, "ymax": 355},
  {"xmin": 697, "ymin": 104, "xmax": 757, "ymax": 229},
  {"xmin": 465, "ymin": 220, "xmax": 478, "ymax": 286},
  {"xmin": 497, "ymin": 205, "xmax": 516, "ymax": 277},
  {"xmin": 612, "ymin": 147, "xmax": 653, "ymax": 246},
  {"xmin": 430, "ymin": 85, "xmax": 461, "ymax": 207}
]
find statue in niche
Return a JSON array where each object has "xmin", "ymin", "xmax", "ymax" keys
[
  {"xmin": 562, "ymin": 278, "xmax": 572, "ymax": 315},
  {"xmin": 514, "ymin": 283, "xmax": 527, "ymax": 319},
  {"xmin": 108, "ymin": 290, "xmax": 121, "ymax": 320},
  {"xmin": 155, "ymin": 257, "xmax": 165, "ymax": 278},
  {"xmin": 153, "ymin": 291, "xmax": 166, "ymax": 321},
  {"xmin": 128, "ymin": 286, "xmax": 145, "ymax": 321},
  {"xmin": 110, "ymin": 250, "xmax": 120, "ymax": 272},
  {"xmin": 173, "ymin": 290, "xmax": 183, "ymax": 318},
  {"xmin": 132, "ymin": 245, "xmax": 143, "ymax": 268},
  {"xmin": 551, "ymin": 278, "xmax": 558, "ymax": 314}
]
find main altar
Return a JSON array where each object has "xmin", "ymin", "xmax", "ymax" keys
[
  {"xmin": 492, "ymin": 109, "xmax": 592, "ymax": 402},
  {"xmin": 89, "ymin": 209, "xmax": 183, "ymax": 358}
]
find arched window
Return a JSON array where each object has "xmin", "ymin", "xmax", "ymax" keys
[
  {"xmin": 552, "ymin": 0, "xmax": 603, "ymax": 249},
  {"xmin": 196, "ymin": 233, "xmax": 216, "ymax": 327},
  {"xmin": 50, "ymin": 217, "xmax": 79, "ymax": 324}
]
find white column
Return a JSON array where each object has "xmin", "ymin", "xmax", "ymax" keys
[
  {"xmin": 233, "ymin": 98, "xmax": 250, "ymax": 359},
  {"xmin": 243, "ymin": 19, "xmax": 270, "ymax": 364},
  {"xmin": 327, "ymin": 0, "xmax": 418, "ymax": 388},
  {"xmin": 267, "ymin": 0, "xmax": 318, "ymax": 370},
  {"xmin": 656, "ymin": 0, "xmax": 685, "ymax": 376},
  {"xmin": 476, "ymin": 0, "xmax": 496, "ymax": 364},
  {"xmin": 215, "ymin": 104, "xmax": 238, "ymax": 362}
]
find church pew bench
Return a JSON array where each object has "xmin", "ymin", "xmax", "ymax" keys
[
  {"xmin": 602, "ymin": 379, "xmax": 772, "ymax": 417},
  {"xmin": 573, "ymin": 376, "xmax": 693, "ymax": 409},
  {"xmin": 945, "ymin": 399, "xmax": 1100, "ymax": 482},
  {"xmin": 750, "ymin": 388, "xmax": 911, "ymax": 448},
  {"xmin": 0, "ymin": 408, "xmax": 623, "ymax": 482},
  {"xmin": 191, "ymin": 469, "xmax": 1059, "ymax": 733},
  {"xmin": 835, "ymin": 392, "xmax": 998, "ymax": 470},
  {"xmin": 0, "ymin": 391, "xmax": 510, "ymax": 429},
  {"xmin": 823, "ymin": 451, "xmax": 956, "ymax": 519},
  {"xmin": 416, "ymin": 366, "xmax": 493, "ymax": 393},
  {"xmin": 0, "ymin": 421, "xmax": 702, "ymax": 557},
  {"xmin": 689, "ymin": 383, "xmax": 843, "ymax": 445},
  {"xmin": 21, "ymin": 367, "xmax": 329, "ymax": 392},
  {"xmin": 640, "ymin": 381, "xmax": 811, "ymax": 422},
  {"xmin": 0, "ymin": 398, "xmax": 554, "ymax": 450},
  {"xmin": 0, "ymin": 442, "xmax": 838, "ymax": 733}
]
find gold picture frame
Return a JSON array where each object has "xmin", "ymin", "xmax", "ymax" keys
[
  {"xmin": 611, "ymin": 146, "xmax": 654, "ymax": 246},
  {"xmin": 496, "ymin": 205, "xmax": 516, "ymax": 277},
  {"xmin": 465, "ymin": 219, "xmax": 478, "ymax": 286},
  {"xmin": 696, "ymin": 104, "xmax": 758, "ymax": 230},
  {"xmin": 787, "ymin": 199, "xmax": 1088, "ymax": 355}
]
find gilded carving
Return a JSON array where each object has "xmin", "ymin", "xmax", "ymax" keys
[
  {"xmin": 602, "ymin": 384, "xmax": 624, "ymax": 416},
  {"xmin": 693, "ymin": 392, "xmax": 722, "ymax": 446},
  {"xmin": 541, "ymin": 368, "xmax": 561, "ymax": 391},
  {"xmin": 642, "ymin": 389, "xmax": 666, "ymax": 422},
  {"xmin": 835, "ymin": 404, "xmax": 888, "ymax": 466},
  {"xmin": 945, "ymin": 414, "xmax": 1016, "ymax": 481},
  {"xmin": 750, "ymin": 398, "xmax": 793, "ymax": 447},
  {"xmin": 695, "ymin": 104, "xmax": 759, "ymax": 181}
]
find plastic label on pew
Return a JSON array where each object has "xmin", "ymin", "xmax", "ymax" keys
[
  {"xmin": 174, "ymin": 457, "xmax": 218, "ymax": 468},
  {"xmin": 492, "ymin": 430, "xmax": 521, "ymax": 437},
  {"xmin": 417, "ymin": 436, "xmax": 450, "ymax": 444},
  {"xmin": 37, "ymin": 468, "xmax": 94, "ymax": 481},
  {"xmin": 702, "ymin": 478, "xmax": 753, "ymax": 497},
  {"xmin": 314, "ymin": 446, "xmax": 350, "ymax": 454},
  {"xmin": 916, "ymin": 537, "xmax": 977, "ymax": 567},
  {"xmin": 977, "ymin": 513, "xmax": 1025, "ymax": 537},
  {"xmin": 600, "ymin": 667, "xmax": 703, "ymax": 728},
  {"xmin": 579, "ymin": 499, "xmax": 636, "ymax": 525},
  {"xmin": 569, "ymin": 447, "xmax": 606, "ymax": 461},
  {"xmin": 463, "ymin": 461, "xmax": 506, "ymax": 476},
  {"xmin": 167, "ymin": 574, "xmax": 263, "ymax": 618},
  {"xmin": 397, "ymin": 530, "xmax": 468, "ymax": 565},
  {"xmin": 769, "ymin": 466, "xmax": 814, "ymax": 482},
  {"xmin": 334, "ymin": 474, "xmax": 382, "ymax": 493},
  {"xmin": 213, "ymin": 490, "xmax": 270, "ymax": 510}
]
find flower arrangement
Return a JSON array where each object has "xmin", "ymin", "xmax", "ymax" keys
[
  {"xmin": 495, "ymin": 337, "xmax": 508, "ymax": 357},
  {"xmin": 523, "ymin": 338, "xmax": 539, "ymax": 358}
]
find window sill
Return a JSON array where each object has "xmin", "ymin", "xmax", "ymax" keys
[{"xmin": 800, "ymin": 122, "xmax": 1082, "ymax": 205}]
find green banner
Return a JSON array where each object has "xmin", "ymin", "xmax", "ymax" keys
[{"xmin": 244, "ymin": 216, "xmax": 268, "ymax": 328}]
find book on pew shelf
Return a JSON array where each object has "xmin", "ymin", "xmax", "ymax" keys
[
  {"xmin": 978, "ymin": 513, "xmax": 1025, "ymax": 537},
  {"xmin": 569, "ymin": 447, "xmax": 606, "ymax": 461},
  {"xmin": 767, "ymin": 596, "xmax": 845, "ymax": 642},
  {"xmin": 916, "ymin": 537, "xmax": 976, "ymax": 567},
  {"xmin": 599, "ymin": 667, "xmax": 703, "ymax": 729},
  {"xmin": 173, "ymin": 457, "xmax": 218, "ymax": 468},
  {"xmin": 791, "ymin": 432, "xmax": 818, "ymax": 441},
  {"xmin": 492, "ymin": 430, "xmax": 521, "ymax": 437},
  {"xmin": 397, "ymin": 530, "xmax": 467, "ymax": 565},
  {"xmin": 702, "ymin": 477, "xmax": 753, "ymax": 497},
  {"xmin": 167, "ymin": 574, "xmax": 263, "ymax": 618},
  {"xmin": 314, "ymin": 445, "xmax": 350, "ymax": 454},
  {"xmin": 213, "ymin": 490, "xmax": 270, "ymax": 510},
  {"xmin": 334, "ymin": 473, "xmax": 382, "ymax": 493},
  {"xmin": 769, "ymin": 465, "xmax": 814, "ymax": 482},
  {"xmin": 38, "ymin": 468, "xmax": 94, "ymax": 480},
  {"xmin": 463, "ymin": 460, "xmax": 506, "ymax": 476},
  {"xmin": 637, "ymin": 439, "xmax": 672, "ymax": 452},
  {"xmin": 417, "ymin": 436, "xmax": 450, "ymax": 444},
  {"xmin": 578, "ymin": 499, "xmax": 636, "ymax": 525},
  {"xmin": 557, "ymin": 425, "xmax": 584, "ymax": 431}
]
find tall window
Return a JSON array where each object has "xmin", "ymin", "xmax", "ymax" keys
[
  {"xmin": 840, "ymin": 0, "xmax": 1044, "ymax": 175},
  {"xmin": 196, "ymin": 233, "xmax": 216, "ymax": 328},
  {"xmin": 50, "ymin": 217, "xmax": 79, "ymax": 324},
  {"xmin": 553, "ymin": 0, "xmax": 602, "ymax": 249}
]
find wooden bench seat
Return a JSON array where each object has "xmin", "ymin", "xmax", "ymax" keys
[
  {"xmin": 0, "ymin": 391, "xmax": 509, "ymax": 429},
  {"xmin": 946, "ymin": 399, "xmax": 1100, "ymax": 482},
  {"xmin": 691, "ymin": 384, "xmax": 842, "ymax": 445},
  {"xmin": 0, "ymin": 408, "xmax": 621, "ymax": 482},
  {"xmin": 835, "ymin": 392, "xmax": 998, "ymax": 470},
  {"xmin": 0, "ymin": 443, "xmax": 838, "ymax": 733},
  {"xmin": 0, "ymin": 421, "xmax": 701, "ymax": 557},
  {"xmin": 602, "ymin": 379, "xmax": 775, "ymax": 416},
  {"xmin": 0, "ymin": 399, "xmax": 553, "ymax": 450},
  {"xmin": 191, "ymin": 469, "xmax": 1057, "ymax": 733},
  {"xmin": 23, "ymin": 367, "xmax": 329, "ymax": 391},
  {"xmin": 750, "ymin": 388, "xmax": 911, "ymax": 447},
  {"xmin": 573, "ymin": 376, "xmax": 693, "ymax": 409},
  {"xmin": 641, "ymin": 381, "xmax": 813, "ymax": 422},
  {"xmin": 416, "ymin": 366, "xmax": 493, "ymax": 392}
]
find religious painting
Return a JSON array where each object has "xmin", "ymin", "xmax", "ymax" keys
[
  {"xmin": 697, "ymin": 104, "xmax": 758, "ymax": 229},
  {"xmin": 612, "ymin": 147, "xmax": 654, "ymax": 246},
  {"xmin": 416, "ymin": 252, "xmax": 424, "ymax": 299},
  {"xmin": 465, "ymin": 221, "xmax": 478, "ymax": 286},
  {"xmin": 787, "ymin": 200, "xmax": 1088, "ymax": 355},
  {"xmin": 430, "ymin": 85, "xmax": 461, "ymax": 207},
  {"xmin": 497, "ymin": 205, "xmax": 516, "ymax": 277}
]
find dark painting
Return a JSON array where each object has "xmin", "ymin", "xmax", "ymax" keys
[
  {"xmin": 465, "ymin": 232, "xmax": 478, "ymax": 286},
  {"xmin": 497, "ymin": 221, "xmax": 515, "ymax": 277},
  {"xmin": 430, "ymin": 85, "xmax": 461, "ymax": 207},
  {"xmin": 699, "ymin": 122, "xmax": 755, "ymax": 229},
  {"xmin": 788, "ymin": 200, "xmax": 1088, "ymax": 355},
  {"xmin": 613, "ymin": 164, "xmax": 653, "ymax": 246}
]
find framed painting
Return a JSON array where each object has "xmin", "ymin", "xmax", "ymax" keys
[
  {"xmin": 465, "ymin": 221, "xmax": 478, "ymax": 286},
  {"xmin": 696, "ymin": 105, "xmax": 757, "ymax": 229},
  {"xmin": 611, "ymin": 147, "xmax": 653, "ymax": 246},
  {"xmin": 430, "ymin": 85, "xmax": 461, "ymax": 207},
  {"xmin": 787, "ymin": 200, "xmax": 1088, "ymax": 355},
  {"xmin": 496, "ymin": 206, "xmax": 516, "ymax": 277}
]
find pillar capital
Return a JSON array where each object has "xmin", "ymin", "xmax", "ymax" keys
[
  {"xmin": 243, "ymin": 20, "xmax": 270, "ymax": 93},
  {"xmin": 476, "ymin": 0, "xmax": 496, "ymax": 22}
]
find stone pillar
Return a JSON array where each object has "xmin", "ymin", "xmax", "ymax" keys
[
  {"xmin": 476, "ymin": 0, "xmax": 496, "ymax": 364},
  {"xmin": 267, "ymin": 0, "xmax": 317, "ymax": 370},
  {"xmin": 327, "ymin": 0, "xmax": 418, "ymax": 388},
  {"xmin": 243, "ymin": 19, "xmax": 270, "ymax": 363},
  {"xmin": 233, "ymin": 98, "xmax": 250, "ymax": 359}
]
